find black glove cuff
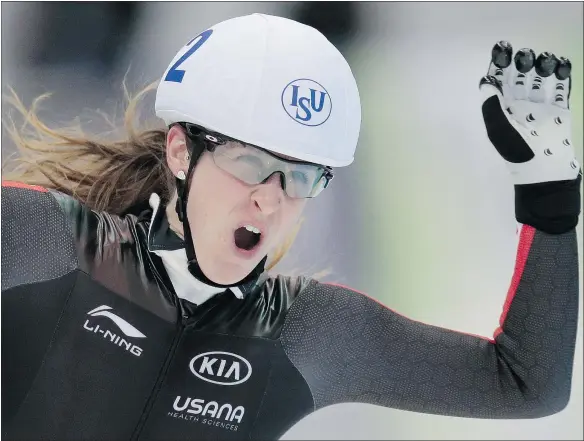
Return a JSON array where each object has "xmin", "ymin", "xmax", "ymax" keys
[{"xmin": 515, "ymin": 173, "xmax": 582, "ymax": 234}]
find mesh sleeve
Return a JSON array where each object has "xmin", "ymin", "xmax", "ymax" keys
[
  {"xmin": 279, "ymin": 226, "xmax": 579, "ymax": 418},
  {"xmin": 1, "ymin": 183, "xmax": 79, "ymax": 291}
]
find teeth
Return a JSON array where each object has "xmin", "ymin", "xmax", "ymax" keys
[{"xmin": 244, "ymin": 225, "xmax": 261, "ymax": 235}]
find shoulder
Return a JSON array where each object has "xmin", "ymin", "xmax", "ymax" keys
[
  {"xmin": 277, "ymin": 278, "xmax": 386, "ymax": 327},
  {"xmin": 268, "ymin": 275, "xmax": 373, "ymax": 302},
  {"xmin": 1, "ymin": 181, "xmax": 145, "ymax": 277},
  {"xmin": 1, "ymin": 181, "xmax": 81, "ymax": 238},
  {"xmin": 1, "ymin": 181, "xmax": 81, "ymax": 290},
  {"xmin": 2, "ymin": 180, "xmax": 60, "ymax": 213},
  {"xmin": 2, "ymin": 180, "xmax": 141, "ymax": 245},
  {"xmin": 49, "ymin": 187, "xmax": 143, "ymax": 250},
  {"xmin": 258, "ymin": 275, "xmax": 377, "ymax": 317},
  {"xmin": 2, "ymin": 180, "xmax": 93, "ymax": 228},
  {"xmin": 260, "ymin": 273, "xmax": 314, "ymax": 299},
  {"xmin": 259, "ymin": 274, "xmax": 372, "ymax": 303}
]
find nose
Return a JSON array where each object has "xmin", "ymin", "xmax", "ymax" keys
[{"xmin": 251, "ymin": 173, "xmax": 284, "ymax": 215}]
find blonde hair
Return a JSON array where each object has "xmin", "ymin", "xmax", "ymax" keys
[{"xmin": 2, "ymin": 82, "xmax": 297, "ymax": 271}]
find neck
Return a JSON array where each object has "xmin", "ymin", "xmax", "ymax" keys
[{"xmin": 166, "ymin": 193, "xmax": 184, "ymax": 240}]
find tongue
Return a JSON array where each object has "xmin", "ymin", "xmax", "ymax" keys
[{"xmin": 234, "ymin": 227, "xmax": 260, "ymax": 251}]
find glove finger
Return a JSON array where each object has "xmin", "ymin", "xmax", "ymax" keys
[
  {"xmin": 553, "ymin": 58, "xmax": 573, "ymax": 151},
  {"xmin": 510, "ymin": 48, "xmax": 536, "ymax": 102},
  {"xmin": 487, "ymin": 41, "xmax": 513, "ymax": 98},
  {"xmin": 529, "ymin": 51, "xmax": 559, "ymax": 104},
  {"xmin": 553, "ymin": 57, "xmax": 571, "ymax": 110},
  {"xmin": 488, "ymin": 41, "xmax": 513, "ymax": 73}
]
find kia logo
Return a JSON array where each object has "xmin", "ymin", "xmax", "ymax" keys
[
  {"xmin": 281, "ymin": 78, "xmax": 332, "ymax": 127},
  {"xmin": 189, "ymin": 351, "xmax": 252, "ymax": 386}
]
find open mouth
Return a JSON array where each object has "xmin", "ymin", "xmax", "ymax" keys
[{"xmin": 234, "ymin": 225, "xmax": 262, "ymax": 251}]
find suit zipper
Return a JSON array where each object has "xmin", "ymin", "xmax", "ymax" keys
[{"xmin": 130, "ymin": 310, "xmax": 190, "ymax": 441}]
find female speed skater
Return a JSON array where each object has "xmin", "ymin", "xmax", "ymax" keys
[{"xmin": 1, "ymin": 14, "xmax": 581, "ymax": 441}]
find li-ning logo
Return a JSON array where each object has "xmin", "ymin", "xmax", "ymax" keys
[
  {"xmin": 189, "ymin": 352, "xmax": 252, "ymax": 386},
  {"xmin": 281, "ymin": 79, "xmax": 332, "ymax": 126},
  {"xmin": 83, "ymin": 305, "xmax": 146, "ymax": 357}
]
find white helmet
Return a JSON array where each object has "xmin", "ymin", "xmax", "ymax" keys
[{"xmin": 155, "ymin": 13, "xmax": 361, "ymax": 167}]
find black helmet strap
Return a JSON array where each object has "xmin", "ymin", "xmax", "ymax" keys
[{"xmin": 174, "ymin": 126, "xmax": 267, "ymax": 290}]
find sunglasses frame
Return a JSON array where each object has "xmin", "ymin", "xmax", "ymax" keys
[{"xmin": 175, "ymin": 122, "xmax": 335, "ymax": 197}]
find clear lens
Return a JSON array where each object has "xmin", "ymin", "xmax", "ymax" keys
[{"xmin": 211, "ymin": 143, "xmax": 330, "ymax": 198}]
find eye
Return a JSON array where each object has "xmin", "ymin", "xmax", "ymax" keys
[
  {"xmin": 232, "ymin": 153, "xmax": 264, "ymax": 168},
  {"xmin": 290, "ymin": 170, "xmax": 309, "ymax": 184}
]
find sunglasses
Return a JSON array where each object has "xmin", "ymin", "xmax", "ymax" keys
[{"xmin": 178, "ymin": 122, "xmax": 334, "ymax": 199}]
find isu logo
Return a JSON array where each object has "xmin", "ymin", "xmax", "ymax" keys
[
  {"xmin": 281, "ymin": 78, "xmax": 332, "ymax": 126},
  {"xmin": 189, "ymin": 351, "xmax": 252, "ymax": 386}
]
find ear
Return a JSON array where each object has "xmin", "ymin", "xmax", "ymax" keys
[{"xmin": 166, "ymin": 125, "xmax": 190, "ymax": 177}]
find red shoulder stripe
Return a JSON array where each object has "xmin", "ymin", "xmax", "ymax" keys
[{"xmin": 2, "ymin": 181, "xmax": 48, "ymax": 193}]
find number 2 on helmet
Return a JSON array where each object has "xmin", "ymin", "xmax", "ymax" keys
[{"xmin": 164, "ymin": 29, "xmax": 213, "ymax": 84}]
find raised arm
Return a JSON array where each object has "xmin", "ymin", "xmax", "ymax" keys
[
  {"xmin": 280, "ymin": 42, "xmax": 581, "ymax": 419},
  {"xmin": 281, "ymin": 225, "xmax": 578, "ymax": 418}
]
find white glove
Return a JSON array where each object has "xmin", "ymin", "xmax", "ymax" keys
[{"xmin": 480, "ymin": 41, "xmax": 580, "ymax": 185}]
